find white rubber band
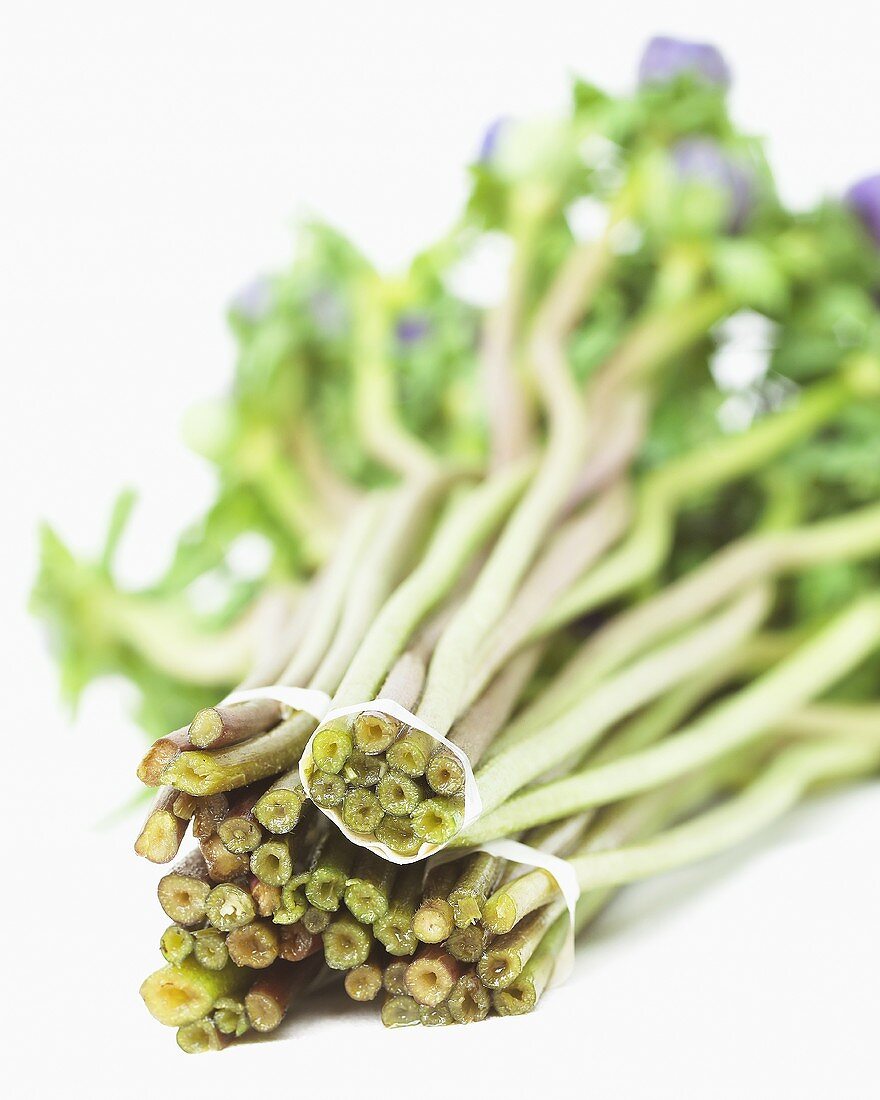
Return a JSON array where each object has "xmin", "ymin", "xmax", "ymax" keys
[
  {"xmin": 220, "ymin": 685, "xmax": 331, "ymax": 723},
  {"xmin": 428, "ymin": 839, "xmax": 579, "ymax": 986},
  {"xmin": 299, "ymin": 697, "xmax": 482, "ymax": 865}
]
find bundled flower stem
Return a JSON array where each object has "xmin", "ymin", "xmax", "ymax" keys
[{"xmin": 35, "ymin": 35, "xmax": 880, "ymax": 1051}]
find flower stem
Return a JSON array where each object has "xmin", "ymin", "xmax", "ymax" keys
[
  {"xmin": 217, "ymin": 781, "xmax": 270, "ymax": 854},
  {"xmin": 323, "ymin": 913, "xmax": 373, "ymax": 971},
  {"xmin": 524, "ymin": 499, "xmax": 880, "ymax": 739},
  {"xmin": 213, "ymin": 997, "xmax": 249, "ymax": 1038},
  {"xmin": 463, "ymin": 482, "xmax": 632, "ymax": 711},
  {"xmin": 477, "ymin": 897, "xmax": 566, "ymax": 989},
  {"xmin": 280, "ymin": 498, "xmax": 386, "ymax": 687},
  {"xmin": 160, "ymin": 924, "xmax": 195, "ymax": 965},
  {"xmin": 541, "ymin": 374, "xmax": 856, "ymax": 634},
  {"xmin": 471, "ymin": 596, "xmax": 880, "ymax": 839},
  {"xmin": 250, "ymin": 837, "xmax": 294, "ymax": 887},
  {"xmin": 571, "ymin": 737, "xmax": 880, "ymax": 893},
  {"xmin": 374, "ymin": 865, "xmax": 423, "ymax": 956},
  {"xmin": 244, "ymin": 956, "xmax": 322, "ymax": 1032},
  {"xmin": 176, "ymin": 1018, "xmax": 226, "ymax": 1053},
  {"xmin": 491, "ymin": 911, "xmax": 567, "ymax": 1016},
  {"xmin": 404, "ymin": 945, "xmax": 463, "ymax": 1006},
  {"xmin": 252, "ymin": 772, "xmax": 307, "ymax": 835},
  {"xmin": 470, "ymin": 585, "xmax": 769, "ymax": 826},
  {"xmin": 380, "ymin": 994, "xmax": 421, "ymax": 1028},
  {"xmin": 482, "ymin": 868, "xmax": 560, "ymax": 936},
  {"xmin": 333, "ymin": 463, "xmax": 532, "ymax": 705},
  {"xmin": 134, "ymin": 786, "xmax": 188, "ymax": 864},
  {"xmin": 344, "ymin": 953, "xmax": 384, "ymax": 1001},
  {"xmin": 199, "ymin": 833, "xmax": 249, "ymax": 882},
  {"xmin": 137, "ymin": 728, "xmax": 190, "ymax": 787},
  {"xmin": 192, "ymin": 928, "xmax": 229, "ymax": 971},
  {"xmin": 189, "ymin": 699, "xmax": 284, "ymax": 750},
  {"xmin": 449, "ymin": 852, "xmax": 504, "ymax": 927},
  {"xmin": 140, "ymin": 958, "xmax": 250, "ymax": 1027},
  {"xmin": 227, "ymin": 920, "xmax": 280, "ymax": 969},
  {"xmin": 343, "ymin": 851, "xmax": 396, "ymax": 924},
  {"xmin": 305, "ymin": 831, "xmax": 354, "ymax": 912},
  {"xmin": 447, "ymin": 970, "xmax": 491, "ymax": 1023},
  {"xmin": 205, "ymin": 883, "xmax": 255, "ymax": 932},
  {"xmin": 412, "ymin": 861, "xmax": 459, "ymax": 944},
  {"xmin": 162, "ymin": 712, "xmax": 316, "ymax": 796}
]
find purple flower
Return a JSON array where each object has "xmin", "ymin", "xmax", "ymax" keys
[
  {"xmin": 229, "ymin": 275, "xmax": 273, "ymax": 322},
  {"xmin": 671, "ymin": 138, "xmax": 755, "ymax": 231},
  {"xmin": 638, "ymin": 36, "xmax": 731, "ymax": 89},
  {"xmin": 846, "ymin": 175, "xmax": 880, "ymax": 246},
  {"xmin": 477, "ymin": 117, "xmax": 510, "ymax": 163},
  {"xmin": 395, "ymin": 312, "xmax": 431, "ymax": 345}
]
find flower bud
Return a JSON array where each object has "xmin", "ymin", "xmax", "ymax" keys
[
  {"xmin": 477, "ymin": 117, "xmax": 510, "ymax": 163},
  {"xmin": 846, "ymin": 175, "xmax": 880, "ymax": 246},
  {"xmin": 395, "ymin": 313, "xmax": 431, "ymax": 345},
  {"xmin": 638, "ymin": 36, "xmax": 731, "ymax": 88}
]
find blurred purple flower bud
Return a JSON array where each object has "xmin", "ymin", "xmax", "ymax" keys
[
  {"xmin": 671, "ymin": 138, "xmax": 755, "ymax": 231},
  {"xmin": 395, "ymin": 313, "xmax": 431, "ymax": 345},
  {"xmin": 846, "ymin": 175, "xmax": 880, "ymax": 246},
  {"xmin": 638, "ymin": 36, "xmax": 731, "ymax": 89},
  {"xmin": 478, "ymin": 117, "xmax": 510, "ymax": 163},
  {"xmin": 229, "ymin": 276, "xmax": 272, "ymax": 322}
]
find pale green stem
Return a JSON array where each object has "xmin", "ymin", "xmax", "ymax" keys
[
  {"xmin": 466, "ymin": 596, "xmax": 880, "ymax": 841},
  {"xmin": 279, "ymin": 497, "xmax": 386, "ymax": 687},
  {"xmin": 569, "ymin": 738, "xmax": 880, "ymax": 892},
  {"xmin": 450, "ymin": 643, "xmax": 545, "ymax": 767},
  {"xmin": 420, "ymin": 277, "xmax": 737, "ymax": 737},
  {"xmin": 569, "ymin": 751, "xmax": 746, "ymax": 932},
  {"xmin": 162, "ymin": 712, "xmax": 315, "ymax": 796},
  {"xmin": 491, "ymin": 911, "xmax": 568, "ymax": 1016},
  {"xmin": 522, "ymin": 669, "xmax": 732, "ymax": 854},
  {"xmin": 460, "ymin": 480, "xmax": 632, "ymax": 713},
  {"xmin": 467, "ymin": 584, "xmax": 770, "ymax": 825},
  {"xmin": 587, "ymin": 662, "xmax": 735, "ymax": 768},
  {"xmin": 482, "ymin": 230, "xmax": 537, "ymax": 468},
  {"xmin": 540, "ymin": 374, "xmax": 856, "ymax": 634},
  {"xmin": 497, "ymin": 497, "xmax": 880, "ymax": 752},
  {"xmin": 353, "ymin": 277, "xmax": 442, "ymax": 478},
  {"xmin": 288, "ymin": 418, "xmax": 362, "ymax": 520},
  {"xmin": 311, "ymin": 474, "xmax": 451, "ymax": 696},
  {"xmin": 247, "ymin": 440, "xmax": 337, "ymax": 567},
  {"xmin": 416, "ymin": 241, "xmax": 605, "ymax": 735},
  {"xmin": 99, "ymin": 590, "xmax": 259, "ymax": 687},
  {"xmin": 567, "ymin": 391, "xmax": 647, "ymax": 506},
  {"xmin": 333, "ymin": 460, "xmax": 533, "ymax": 705},
  {"xmin": 779, "ymin": 703, "xmax": 880, "ymax": 742},
  {"xmin": 597, "ymin": 290, "xmax": 730, "ymax": 393}
]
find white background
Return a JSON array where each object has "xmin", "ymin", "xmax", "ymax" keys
[{"xmin": 2, "ymin": 3, "xmax": 879, "ymax": 1097}]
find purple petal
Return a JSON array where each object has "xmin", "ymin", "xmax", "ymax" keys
[
  {"xmin": 671, "ymin": 138, "xmax": 754, "ymax": 231},
  {"xmin": 846, "ymin": 175, "xmax": 880, "ymax": 246},
  {"xmin": 229, "ymin": 276, "xmax": 273, "ymax": 322},
  {"xmin": 395, "ymin": 313, "xmax": 431, "ymax": 345},
  {"xmin": 477, "ymin": 117, "xmax": 510, "ymax": 163},
  {"xmin": 638, "ymin": 36, "xmax": 731, "ymax": 89}
]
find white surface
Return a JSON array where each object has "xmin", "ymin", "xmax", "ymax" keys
[{"xmin": 2, "ymin": 3, "xmax": 879, "ymax": 1097}]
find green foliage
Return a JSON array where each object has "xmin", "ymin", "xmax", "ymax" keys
[
  {"xmin": 31, "ymin": 503, "xmax": 237, "ymax": 734},
  {"xmin": 32, "ymin": 50, "xmax": 880, "ymax": 739}
]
